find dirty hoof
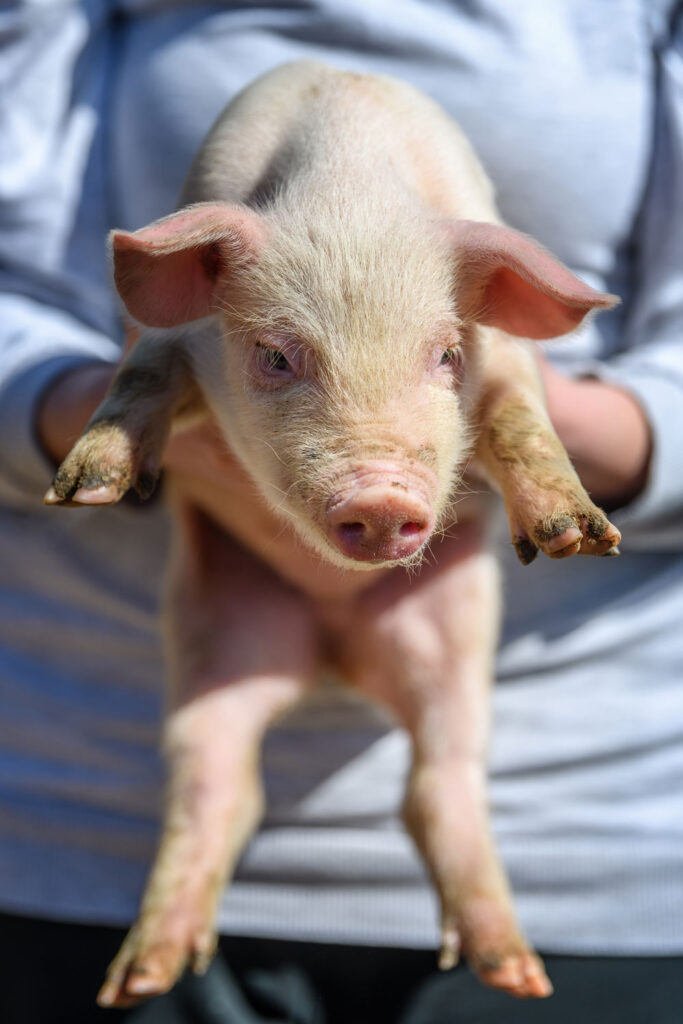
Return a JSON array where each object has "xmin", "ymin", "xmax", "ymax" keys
[
  {"xmin": 45, "ymin": 421, "xmax": 158, "ymax": 507},
  {"xmin": 513, "ymin": 505, "xmax": 621, "ymax": 565},
  {"xmin": 537, "ymin": 509, "xmax": 620, "ymax": 559}
]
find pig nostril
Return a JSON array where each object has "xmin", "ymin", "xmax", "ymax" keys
[
  {"xmin": 339, "ymin": 522, "xmax": 366, "ymax": 538},
  {"xmin": 399, "ymin": 521, "xmax": 426, "ymax": 538}
]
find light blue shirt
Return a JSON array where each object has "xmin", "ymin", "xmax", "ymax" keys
[{"xmin": 1, "ymin": 0, "xmax": 682, "ymax": 953}]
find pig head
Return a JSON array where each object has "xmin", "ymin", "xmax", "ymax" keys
[{"xmin": 110, "ymin": 196, "xmax": 613, "ymax": 569}]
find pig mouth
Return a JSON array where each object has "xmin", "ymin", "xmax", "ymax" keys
[{"xmin": 322, "ymin": 465, "xmax": 437, "ymax": 566}]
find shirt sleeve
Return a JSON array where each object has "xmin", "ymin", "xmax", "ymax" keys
[
  {"xmin": 0, "ymin": 0, "xmax": 122, "ymax": 508},
  {"xmin": 592, "ymin": 5, "xmax": 683, "ymax": 548}
]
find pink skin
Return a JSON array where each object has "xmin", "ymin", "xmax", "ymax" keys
[
  {"xmin": 98, "ymin": 501, "xmax": 320, "ymax": 1006},
  {"xmin": 97, "ymin": 508, "xmax": 551, "ymax": 1008},
  {"xmin": 39, "ymin": 356, "xmax": 642, "ymax": 1010},
  {"xmin": 331, "ymin": 520, "xmax": 551, "ymax": 996},
  {"xmin": 247, "ymin": 335, "xmax": 442, "ymax": 564},
  {"xmin": 325, "ymin": 463, "xmax": 436, "ymax": 563},
  {"xmin": 51, "ymin": 286, "xmax": 615, "ymax": 1010},
  {"xmin": 49, "ymin": 283, "xmax": 616, "ymax": 1009},
  {"xmin": 251, "ymin": 335, "xmax": 448, "ymax": 564},
  {"xmin": 46, "ymin": 66, "xmax": 625, "ymax": 1008}
]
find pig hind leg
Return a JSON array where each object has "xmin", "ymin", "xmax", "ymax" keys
[
  {"xmin": 337, "ymin": 538, "xmax": 552, "ymax": 998},
  {"xmin": 98, "ymin": 503, "xmax": 320, "ymax": 1007},
  {"xmin": 45, "ymin": 332, "xmax": 199, "ymax": 506}
]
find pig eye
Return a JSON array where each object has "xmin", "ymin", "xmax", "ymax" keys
[
  {"xmin": 256, "ymin": 343, "xmax": 293, "ymax": 374},
  {"xmin": 265, "ymin": 348, "xmax": 290, "ymax": 371},
  {"xmin": 439, "ymin": 347, "xmax": 461, "ymax": 367}
]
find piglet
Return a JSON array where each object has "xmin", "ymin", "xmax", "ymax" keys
[{"xmin": 46, "ymin": 61, "xmax": 620, "ymax": 1006}]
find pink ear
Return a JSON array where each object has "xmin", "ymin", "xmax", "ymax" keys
[
  {"xmin": 110, "ymin": 203, "xmax": 267, "ymax": 328},
  {"xmin": 447, "ymin": 220, "xmax": 619, "ymax": 339}
]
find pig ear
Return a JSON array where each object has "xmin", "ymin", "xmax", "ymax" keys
[
  {"xmin": 447, "ymin": 220, "xmax": 619, "ymax": 339},
  {"xmin": 110, "ymin": 203, "xmax": 267, "ymax": 328}
]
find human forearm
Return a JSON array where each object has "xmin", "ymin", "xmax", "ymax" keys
[{"xmin": 539, "ymin": 358, "xmax": 652, "ymax": 511}]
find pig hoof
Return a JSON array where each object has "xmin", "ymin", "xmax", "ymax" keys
[
  {"xmin": 440, "ymin": 902, "xmax": 551, "ymax": 998},
  {"xmin": 472, "ymin": 950, "xmax": 553, "ymax": 999},
  {"xmin": 96, "ymin": 930, "xmax": 177, "ymax": 1008},
  {"xmin": 538, "ymin": 509, "xmax": 621, "ymax": 559},
  {"xmin": 96, "ymin": 922, "xmax": 217, "ymax": 1008},
  {"xmin": 45, "ymin": 420, "xmax": 158, "ymax": 507},
  {"xmin": 438, "ymin": 925, "xmax": 461, "ymax": 970},
  {"xmin": 512, "ymin": 536, "xmax": 538, "ymax": 566},
  {"xmin": 512, "ymin": 505, "xmax": 620, "ymax": 565}
]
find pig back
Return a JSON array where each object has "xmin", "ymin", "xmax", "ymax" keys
[{"xmin": 180, "ymin": 60, "xmax": 498, "ymax": 223}]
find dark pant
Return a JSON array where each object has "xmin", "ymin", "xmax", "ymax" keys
[{"xmin": 1, "ymin": 911, "xmax": 681, "ymax": 1024}]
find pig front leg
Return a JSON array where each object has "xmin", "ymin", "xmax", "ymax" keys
[
  {"xmin": 336, "ymin": 525, "xmax": 552, "ymax": 999},
  {"xmin": 475, "ymin": 336, "xmax": 621, "ymax": 565},
  {"xmin": 45, "ymin": 330, "xmax": 200, "ymax": 507},
  {"xmin": 97, "ymin": 501, "xmax": 320, "ymax": 1008}
]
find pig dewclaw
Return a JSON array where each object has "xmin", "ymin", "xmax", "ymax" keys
[{"xmin": 47, "ymin": 60, "xmax": 620, "ymax": 1007}]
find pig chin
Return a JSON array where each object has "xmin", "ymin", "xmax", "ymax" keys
[{"xmin": 323, "ymin": 527, "xmax": 435, "ymax": 571}]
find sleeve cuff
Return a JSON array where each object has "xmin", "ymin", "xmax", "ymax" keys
[
  {"xmin": 0, "ymin": 353, "xmax": 115, "ymax": 506},
  {"xmin": 0, "ymin": 293, "xmax": 121, "ymax": 506}
]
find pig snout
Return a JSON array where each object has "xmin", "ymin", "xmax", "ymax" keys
[{"xmin": 325, "ymin": 468, "xmax": 435, "ymax": 563}]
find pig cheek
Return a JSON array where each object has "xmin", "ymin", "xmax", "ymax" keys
[
  {"xmin": 231, "ymin": 386, "xmax": 319, "ymax": 522},
  {"xmin": 216, "ymin": 380, "xmax": 286, "ymax": 498},
  {"xmin": 422, "ymin": 391, "xmax": 470, "ymax": 512}
]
